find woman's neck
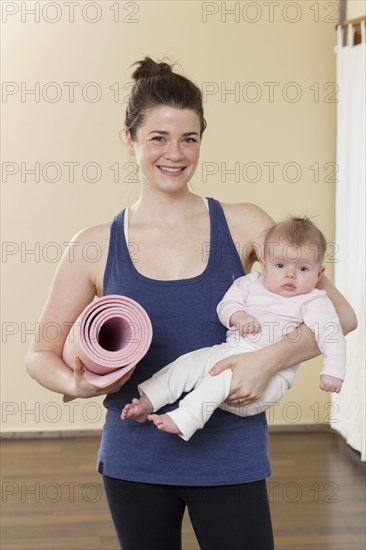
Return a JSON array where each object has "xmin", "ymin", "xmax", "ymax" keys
[{"xmin": 130, "ymin": 188, "xmax": 204, "ymax": 224}]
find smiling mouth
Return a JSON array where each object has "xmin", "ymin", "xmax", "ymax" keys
[{"xmin": 157, "ymin": 166, "xmax": 186, "ymax": 174}]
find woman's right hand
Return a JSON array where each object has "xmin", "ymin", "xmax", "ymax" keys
[{"xmin": 63, "ymin": 356, "xmax": 135, "ymax": 402}]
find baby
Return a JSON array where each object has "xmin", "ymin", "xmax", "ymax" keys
[{"xmin": 122, "ymin": 217, "xmax": 346, "ymax": 441}]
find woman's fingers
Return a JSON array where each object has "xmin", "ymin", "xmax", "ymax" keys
[
  {"xmin": 209, "ymin": 357, "xmax": 234, "ymax": 376},
  {"xmin": 71, "ymin": 359, "xmax": 136, "ymax": 398},
  {"xmin": 73, "ymin": 356, "xmax": 85, "ymax": 377},
  {"xmin": 94, "ymin": 367, "xmax": 137, "ymax": 395},
  {"xmin": 226, "ymin": 393, "xmax": 259, "ymax": 406},
  {"xmin": 212, "ymin": 350, "xmax": 272, "ymax": 404},
  {"xmin": 71, "ymin": 356, "xmax": 101, "ymax": 397},
  {"xmin": 106, "ymin": 367, "xmax": 136, "ymax": 393}
]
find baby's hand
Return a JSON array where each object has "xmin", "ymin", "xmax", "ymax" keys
[
  {"xmin": 320, "ymin": 374, "xmax": 343, "ymax": 393},
  {"xmin": 229, "ymin": 311, "xmax": 261, "ymax": 337}
]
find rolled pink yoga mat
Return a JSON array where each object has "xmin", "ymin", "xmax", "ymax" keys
[{"xmin": 62, "ymin": 295, "xmax": 153, "ymax": 389}]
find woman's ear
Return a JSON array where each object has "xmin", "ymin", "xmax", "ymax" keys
[{"xmin": 125, "ymin": 130, "xmax": 135, "ymax": 155}]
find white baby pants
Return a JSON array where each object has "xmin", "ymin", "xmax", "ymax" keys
[{"xmin": 138, "ymin": 335, "xmax": 293, "ymax": 441}]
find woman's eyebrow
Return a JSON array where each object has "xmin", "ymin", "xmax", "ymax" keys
[{"xmin": 147, "ymin": 130, "xmax": 199, "ymax": 136}]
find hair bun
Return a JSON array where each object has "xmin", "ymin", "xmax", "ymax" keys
[{"xmin": 131, "ymin": 56, "xmax": 172, "ymax": 81}]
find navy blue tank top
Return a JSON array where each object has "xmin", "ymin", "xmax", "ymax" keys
[{"xmin": 98, "ymin": 197, "xmax": 271, "ymax": 485}]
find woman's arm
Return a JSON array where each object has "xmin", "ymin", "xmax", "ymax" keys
[
  {"xmin": 26, "ymin": 224, "xmax": 132, "ymax": 399},
  {"xmin": 210, "ymin": 299, "xmax": 355, "ymax": 406},
  {"xmin": 316, "ymin": 273, "xmax": 357, "ymax": 335},
  {"xmin": 212, "ymin": 204, "xmax": 357, "ymax": 405}
]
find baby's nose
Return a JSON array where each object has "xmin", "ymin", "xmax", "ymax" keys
[{"xmin": 285, "ymin": 267, "xmax": 296, "ymax": 278}]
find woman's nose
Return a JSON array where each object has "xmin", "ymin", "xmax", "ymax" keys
[{"xmin": 165, "ymin": 141, "xmax": 184, "ymax": 161}]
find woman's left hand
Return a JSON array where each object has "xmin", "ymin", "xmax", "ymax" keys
[{"xmin": 209, "ymin": 349, "xmax": 273, "ymax": 406}]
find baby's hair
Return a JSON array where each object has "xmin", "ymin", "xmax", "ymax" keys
[
  {"xmin": 263, "ymin": 217, "xmax": 327, "ymax": 263},
  {"xmin": 125, "ymin": 56, "xmax": 206, "ymax": 140}
]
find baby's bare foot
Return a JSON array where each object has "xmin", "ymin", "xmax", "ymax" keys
[
  {"xmin": 148, "ymin": 413, "xmax": 182, "ymax": 435},
  {"xmin": 121, "ymin": 393, "xmax": 153, "ymax": 422}
]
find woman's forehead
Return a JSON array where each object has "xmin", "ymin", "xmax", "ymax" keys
[{"xmin": 142, "ymin": 106, "xmax": 200, "ymax": 128}]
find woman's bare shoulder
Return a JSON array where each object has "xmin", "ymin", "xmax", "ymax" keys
[
  {"xmin": 221, "ymin": 202, "xmax": 274, "ymax": 238},
  {"xmin": 59, "ymin": 222, "xmax": 111, "ymax": 283},
  {"xmin": 70, "ymin": 221, "xmax": 111, "ymax": 247},
  {"xmin": 219, "ymin": 202, "xmax": 274, "ymax": 267}
]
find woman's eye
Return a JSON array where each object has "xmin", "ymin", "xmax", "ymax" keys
[
  {"xmin": 151, "ymin": 136, "xmax": 165, "ymax": 142},
  {"xmin": 183, "ymin": 137, "xmax": 197, "ymax": 143}
]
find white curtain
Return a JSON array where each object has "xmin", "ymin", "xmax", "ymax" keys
[{"xmin": 333, "ymin": 23, "xmax": 366, "ymax": 461}]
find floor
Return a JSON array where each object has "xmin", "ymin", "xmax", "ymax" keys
[{"xmin": 1, "ymin": 431, "xmax": 365, "ymax": 549}]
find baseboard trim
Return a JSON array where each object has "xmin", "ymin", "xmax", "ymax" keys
[
  {"xmin": 269, "ymin": 424, "xmax": 333, "ymax": 433},
  {"xmin": 1, "ymin": 424, "xmax": 333, "ymax": 440},
  {"xmin": 0, "ymin": 429, "xmax": 103, "ymax": 439}
]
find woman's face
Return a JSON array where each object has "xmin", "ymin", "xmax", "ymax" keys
[{"xmin": 125, "ymin": 106, "xmax": 201, "ymax": 194}]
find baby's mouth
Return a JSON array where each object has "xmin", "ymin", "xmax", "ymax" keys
[{"xmin": 282, "ymin": 284, "xmax": 296, "ymax": 290}]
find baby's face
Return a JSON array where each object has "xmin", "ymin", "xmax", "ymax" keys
[{"xmin": 262, "ymin": 241, "xmax": 325, "ymax": 297}]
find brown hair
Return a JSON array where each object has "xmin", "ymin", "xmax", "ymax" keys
[
  {"xmin": 125, "ymin": 56, "xmax": 207, "ymax": 140},
  {"xmin": 264, "ymin": 217, "xmax": 327, "ymax": 263}
]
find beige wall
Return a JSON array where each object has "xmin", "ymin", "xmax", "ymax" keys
[
  {"xmin": 2, "ymin": 1, "xmax": 341, "ymax": 433},
  {"xmin": 347, "ymin": 0, "xmax": 366, "ymax": 18}
]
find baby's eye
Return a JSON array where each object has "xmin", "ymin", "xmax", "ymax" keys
[
  {"xmin": 299, "ymin": 266, "xmax": 308, "ymax": 272},
  {"xmin": 275, "ymin": 263, "xmax": 284, "ymax": 269}
]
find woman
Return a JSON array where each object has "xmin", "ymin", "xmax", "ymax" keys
[{"xmin": 26, "ymin": 57, "xmax": 357, "ymax": 550}]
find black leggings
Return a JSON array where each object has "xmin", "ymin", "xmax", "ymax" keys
[{"xmin": 103, "ymin": 476, "xmax": 274, "ymax": 550}]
